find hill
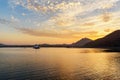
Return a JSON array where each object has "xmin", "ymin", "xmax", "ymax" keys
[
  {"xmin": 71, "ymin": 38, "xmax": 92, "ymax": 47},
  {"xmin": 0, "ymin": 43, "xmax": 4, "ymax": 46},
  {"xmin": 83, "ymin": 30, "xmax": 120, "ymax": 48}
]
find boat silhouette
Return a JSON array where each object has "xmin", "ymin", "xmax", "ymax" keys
[{"xmin": 33, "ymin": 44, "xmax": 40, "ymax": 49}]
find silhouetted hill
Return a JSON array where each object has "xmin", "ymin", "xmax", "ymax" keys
[
  {"xmin": 0, "ymin": 44, "xmax": 4, "ymax": 46},
  {"xmin": 83, "ymin": 30, "xmax": 120, "ymax": 48},
  {"xmin": 71, "ymin": 38, "xmax": 92, "ymax": 47}
]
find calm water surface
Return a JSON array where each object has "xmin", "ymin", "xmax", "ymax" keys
[{"xmin": 0, "ymin": 48, "xmax": 120, "ymax": 80}]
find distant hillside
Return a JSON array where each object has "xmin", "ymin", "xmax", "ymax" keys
[
  {"xmin": 83, "ymin": 30, "xmax": 120, "ymax": 48},
  {"xmin": 71, "ymin": 38, "xmax": 92, "ymax": 47},
  {"xmin": 0, "ymin": 43, "xmax": 4, "ymax": 46}
]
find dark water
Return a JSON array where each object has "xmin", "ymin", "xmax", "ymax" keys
[{"xmin": 0, "ymin": 48, "xmax": 120, "ymax": 80}]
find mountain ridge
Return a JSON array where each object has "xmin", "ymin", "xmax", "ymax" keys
[
  {"xmin": 83, "ymin": 30, "xmax": 120, "ymax": 48},
  {"xmin": 71, "ymin": 38, "xmax": 93, "ymax": 47}
]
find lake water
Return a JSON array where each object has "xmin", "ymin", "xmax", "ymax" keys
[{"xmin": 0, "ymin": 48, "xmax": 120, "ymax": 80}]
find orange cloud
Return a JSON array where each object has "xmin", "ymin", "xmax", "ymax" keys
[
  {"xmin": 104, "ymin": 29, "xmax": 111, "ymax": 32},
  {"xmin": 101, "ymin": 12, "xmax": 111, "ymax": 22},
  {"xmin": 16, "ymin": 27, "xmax": 76, "ymax": 38},
  {"xmin": 16, "ymin": 27, "xmax": 101, "ymax": 40},
  {"xmin": 82, "ymin": 22, "xmax": 95, "ymax": 26},
  {"xmin": 54, "ymin": 17, "xmax": 75, "ymax": 27}
]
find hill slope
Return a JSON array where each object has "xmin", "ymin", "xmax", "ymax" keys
[
  {"xmin": 83, "ymin": 30, "xmax": 120, "ymax": 48},
  {"xmin": 71, "ymin": 38, "xmax": 92, "ymax": 47},
  {"xmin": 0, "ymin": 43, "xmax": 4, "ymax": 46}
]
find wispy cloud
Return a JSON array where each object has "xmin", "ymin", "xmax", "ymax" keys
[
  {"xmin": 10, "ymin": 0, "xmax": 119, "ymax": 13},
  {"xmin": 15, "ymin": 27, "xmax": 76, "ymax": 38},
  {"xmin": 0, "ymin": 18, "xmax": 12, "ymax": 25},
  {"xmin": 8, "ymin": 0, "xmax": 120, "ymax": 40},
  {"xmin": 101, "ymin": 12, "xmax": 111, "ymax": 22},
  {"xmin": 15, "ymin": 27, "xmax": 100, "ymax": 40}
]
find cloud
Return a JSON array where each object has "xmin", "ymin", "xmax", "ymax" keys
[
  {"xmin": 10, "ymin": 0, "xmax": 81, "ymax": 12},
  {"xmin": 10, "ymin": 0, "xmax": 119, "ymax": 13},
  {"xmin": 16, "ymin": 27, "xmax": 75, "ymax": 38},
  {"xmin": 11, "ymin": 15, "xmax": 20, "ymax": 22},
  {"xmin": 0, "ymin": 17, "xmax": 21, "ymax": 31},
  {"xmin": 0, "ymin": 18, "xmax": 12, "ymax": 25},
  {"xmin": 101, "ymin": 12, "xmax": 111, "ymax": 22},
  {"xmin": 9, "ymin": 0, "xmax": 119, "ymax": 27},
  {"xmin": 8, "ymin": 0, "xmax": 120, "ymax": 40},
  {"xmin": 104, "ymin": 29, "xmax": 111, "ymax": 32},
  {"xmin": 22, "ymin": 13, "xmax": 26, "ymax": 16},
  {"xmin": 82, "ymin": 22, "xmax": 95, "ymax": 27},
  {"xmin": 15, "ymin": 27, "xmax": 100, "ymax": 40}
]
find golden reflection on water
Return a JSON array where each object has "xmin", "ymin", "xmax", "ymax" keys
[
  {"xmin": 0, "ymin": 48, "xmax": 120, "ymax": 80},
  {"xmin": 37, "ymin": 48, "xmax": 120, "ymax": 80}
]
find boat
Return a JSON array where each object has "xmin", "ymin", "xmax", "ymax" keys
[{"xmin": 33, "ymin": 44, "xmax": 40, "ymax": 49}]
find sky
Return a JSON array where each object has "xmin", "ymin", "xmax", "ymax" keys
[{"xmin": 0, "ymin": 0, "xmax": 120, "ymax": 45}]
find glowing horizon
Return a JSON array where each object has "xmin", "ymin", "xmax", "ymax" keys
[{"xmin": 0, "ymin": 0, "xmax": 120, "ymax": 44}]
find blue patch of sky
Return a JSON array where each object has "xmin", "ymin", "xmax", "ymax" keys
[{"xmin": 0, "ymin": 0, "xmax": 12, "ymax": 19}]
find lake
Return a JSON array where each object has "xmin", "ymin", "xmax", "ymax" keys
[{"xmin": 0, "ymin": 48, "xmax": 120, "ymax": 80}]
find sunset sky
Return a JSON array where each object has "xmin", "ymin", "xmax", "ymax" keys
[{"xmin": 0, "ymin": 0, "xmax": 120, "ymax": 44}]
